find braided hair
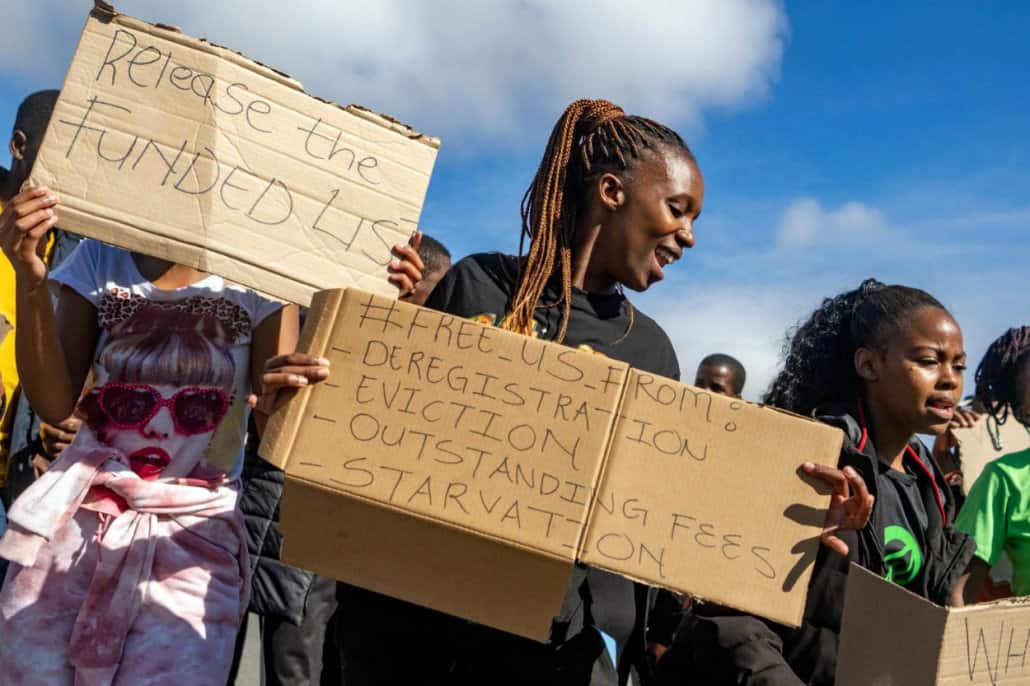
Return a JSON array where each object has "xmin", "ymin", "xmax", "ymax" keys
[
  {"xmin": 502, "ymin": 99, "xmax": 694, "ymax": 343},
  {"xmin": 763, "ymin": 279, "xmax": 949, "ymax": 415},
  {"xmin": 974, "ymin": 326, "xmax": 1030, "ymax": 426}
]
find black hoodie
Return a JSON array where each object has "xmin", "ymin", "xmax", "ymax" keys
[{"xmin": 657, "ymin": 402, "xmax": 976, "ymax": 686}]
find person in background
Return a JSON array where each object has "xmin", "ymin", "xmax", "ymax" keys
[
  {"xmin": 951, "ymin": 326, "xmax": 1030, "ymax": 606},
  {"xmin": 399, "ymin": 232, "xmax": 451, "ymax": 307},
  {"xmin": 693, "ymin": 353, "xmax": 746, "ymax": 398},
  {"xmin": 0, "ymin": 90, "xmax": 82, "ymax": 585}
]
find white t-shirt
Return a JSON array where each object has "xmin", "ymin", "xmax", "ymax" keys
[{"xmin": 51, "ymin": 240, "xmax": 282, "ymax": 478}]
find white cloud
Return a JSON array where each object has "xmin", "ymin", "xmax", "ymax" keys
[
  {"xmin": 776, "ymin": 197, "xmax": 889, "ymax": 248},
  {"xmin": 0, "ymin": 0, "xmax": 787, "ymax": 142},
  {"xmin": 638, "ymin": 190, "xmax": 1029, "ymax": 402},
  {"xmin": 640, "ymin": 281, "xmax": 827, "ymax": 401}
]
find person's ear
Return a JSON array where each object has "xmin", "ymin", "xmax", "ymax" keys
[
  {"xmin": 9, "ymin": 129, "xmax": 27, "ymax": 161},
  {"xmin": 854, "ymin": 347, "xmax": 879, "ymax": 383},
  {"xmin": 597, "ymin": 172, "xmax": 625, "ymax": 212}
]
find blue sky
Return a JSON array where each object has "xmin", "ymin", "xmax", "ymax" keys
[{"xmin": 1, "ymin": 1, "xmax": 1026, "ymax": 398}]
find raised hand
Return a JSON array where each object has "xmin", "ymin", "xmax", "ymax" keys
[
  {"xmin": 0, "ymin": 186, "xmax": 59, "ymax": 290},
  {"xmin": 802, "ymin": 462, "xmax": 874, "ymax": 556},
  {"xmin": 387, "ymin": 230, "xmax": 424, "ymax": 296}
]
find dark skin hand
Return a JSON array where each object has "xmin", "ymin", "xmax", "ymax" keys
[
  {"xmin": 932, "ymin": 407, "xmax": 981, "ymax": 474},
  {"xmin": 251, "ymin": 231, "xmax": 426, "ymax": 413},
  {"xmin": 39, "ymin": 416, "xmax": 82, "ymax": 459},
  {"xmin": 951, "ymin": 557, "xmax": 993, "ymax": 607},
  {"xmin": 802, "ymin": 463, "xmax": 874, "ymax": 555}
]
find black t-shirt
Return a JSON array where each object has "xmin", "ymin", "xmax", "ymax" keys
[
  {"xmin": 414, "ymin": 252, "xmax": 681, "ymax": 679},
  {"xmin": 877, "ymin": 460, "xmax": 930, "ymax": 592},
  {"xmin": 424, "ymin": 252, "xmax": 681, "ymax": 380}
]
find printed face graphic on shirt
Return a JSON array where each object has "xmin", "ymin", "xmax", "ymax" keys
[
  {"xmin": 76, "ymin": 299, "xmax": 239, "ymax": 480},
  {"xmin": 883, "ymin": 524, "xmax": 924, "ymax": 586}
]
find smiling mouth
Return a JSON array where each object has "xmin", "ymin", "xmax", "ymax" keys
[
  {"xmin": 655, "ymin": 246, "xmax": 680, "ymax": 268},
  {"xmin": 129, "ymin": 447, "xmax": 172, "ymax": 480}
]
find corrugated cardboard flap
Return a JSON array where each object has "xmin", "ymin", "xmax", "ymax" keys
[
  {"xmin": 836, "ymin": 564, "xmax": 948, "ymax": 686},
  {"xmin": 260, "ymin": 288, "xmax": 345, "ymax": 470}
]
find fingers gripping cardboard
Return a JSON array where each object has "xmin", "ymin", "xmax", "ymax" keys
[
  {"xmin": 262, "ymin": 289, "xmax": 841, "ymax": 640},
  {"xmin": 30, "ymin": 5, "xmax": 439, "ymax": 305}
]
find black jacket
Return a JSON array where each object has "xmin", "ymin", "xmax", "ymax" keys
[
  {"xmin": 239, "ymin": 429, "xmax": 316, "ymax": 626},
  {"xmin": 657, "ymin": 403, "xmax": 976, "ymax": 686}
]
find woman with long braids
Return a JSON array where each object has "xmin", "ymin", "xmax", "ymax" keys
[
  {"xmin": 659, "ymin": 279, "xmax": 976, "ymax": 686},
  {"xmin": 952, "ymin": 326, "xmax": 1030, "ymax": 606},
  {"xmin": 327, "ymin": 99, "xmax": 871, "ymax": 686}
]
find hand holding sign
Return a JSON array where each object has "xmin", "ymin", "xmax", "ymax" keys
[
  {"xmin": 0, "ymin": 186, "xmax": 60, "ymax": 291},
  {"xmin": 387, "ymin": 231, "xmax": 425, "ymax": 296},
  {"xmin": 251, "ymin": 232, "xmax": 427, "ymax": 414},
  {"xmin": 802, "ymin": 463, "xmax": 873, "ymax": 556}
]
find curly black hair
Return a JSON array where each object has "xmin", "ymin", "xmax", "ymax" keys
[
  {"xmin": 974, "ymin": 326, "xmax": 1030, "ymax": 426},
  {"xmin": 763, "ymin": 278, "xmax": 949, "ymax": 415}
]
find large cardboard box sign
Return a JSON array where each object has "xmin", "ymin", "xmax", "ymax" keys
[
  {"xmin": 837, "ymin": 564, "xmax": 1030, "ymax": 685},
  {"xmin": 262, "ymin": 289, "xmax": 842, "ymax": 639},
  {"xmin": 261, "ymin": 288, "xmax": 631, "ymax": 640},
  {"xmin": 952, "ymin": 417, "xmax": 1030, "ymax": 496},
  {"xmin": 30, "ymin": 4, "xmax": 439, "ymax": 305},
  {"xmin": 580, "ymin": 369, "xmax": 841, "ymax": 628}
]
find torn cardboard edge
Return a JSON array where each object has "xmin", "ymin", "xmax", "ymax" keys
[
  {"xmin": 837, "ymin": 564, "xmax": 1030, "ymax": 685},
  {"xmin": 90, "ymin": 1, "xmax": 439, "ymax": 150},
  {"xmin": 34, "ymin": 4, "xmax": 439, "ymax": 306}
]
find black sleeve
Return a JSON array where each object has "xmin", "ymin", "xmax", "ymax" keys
[
  {"xmin": 657, "ymin": 610, "xmax": 804, "ymax": 686},
  {"xmin": 646, "ymin": 589, "xmax": 684, "ymax": 646},
  {"xmin": 422, "ymin": 260, "xmax": 460, "ymax": 314}
]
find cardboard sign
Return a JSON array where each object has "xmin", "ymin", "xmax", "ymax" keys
[
  {"xmin": 261, "ymin": 288, "xmax": 630, "ymax": 640},
  {"xmin": 262, "ymin": 288, "xmax": 841, "ymax": 639},
  {"xmin": 837, "ymin": 564, "xmax": 1030, "ymax": 685},
  {"xmin": 953, "ymin": 417, "xmax": 1030, "ymax": 496},
  {"xmin": 30, "ymin": 5, "xmax": 439, "ymax": 305},
  {"xmin": 580, "ymin": 369, "xmax": 838, "ymax": 628}
]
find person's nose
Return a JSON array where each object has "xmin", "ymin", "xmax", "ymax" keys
[
  {"xmin": 141, "ymin": 405, "xmax": 174, "ymax": 440},
  {"xmin": 938, "ymin": 362, "xmax": 960, "ymax": 391},
  {"xmin": 676, "ymin": 224, "xmax": 695, "ymax": 249}
]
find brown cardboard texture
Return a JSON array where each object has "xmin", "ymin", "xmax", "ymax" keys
[
  {"xmin": 580, "ymin": 370, "xmax": 839, "ymax": 628},
  {"xmin": 953, "ymin": 417, "xmax": 1030, "ymax": 496},
  {"xmin": 261, "ymin": 288, "xmax": 630, "ymax": 640},
  {"xmin": 837, "ymin": 564, "xmax": 1030, "ymax": 685},
  {"xmin": 30, "ymin": 5, "xmax": 439, "ymax": 305}
]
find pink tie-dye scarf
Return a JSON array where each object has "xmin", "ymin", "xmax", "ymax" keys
[{"xmin": 0, "ymin": 441, "xmax": 248, "ymax": 686}]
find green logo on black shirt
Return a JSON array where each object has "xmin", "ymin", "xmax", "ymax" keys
[{"xmin": 883, "ymin": 525, "xmax": 923, "ymax": 586}]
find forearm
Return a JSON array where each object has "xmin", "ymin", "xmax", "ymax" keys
[{"xmin": 14, "ymin": 279, "xmax": 77, "ymax": 424}]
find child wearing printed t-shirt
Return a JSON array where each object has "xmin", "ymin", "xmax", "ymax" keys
[{"xmin": 0, "ymin": 185, "xmax": 423, "ymax": 685}]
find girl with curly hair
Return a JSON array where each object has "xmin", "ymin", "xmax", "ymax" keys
[{"xmin": 660, "ymin": 279, "xmax": 976, "ymax": 686}]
